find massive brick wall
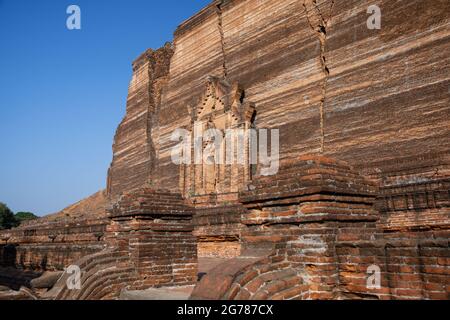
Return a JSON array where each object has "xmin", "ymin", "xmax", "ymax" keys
[
  {"xmin": 191, "ymin": 156, "xmax": 449, "ymax": 300},
  {"xmin": 63, "ymin": 0, "xmax": 450, "ymax": 300},
  {"xmin": 107, "ymin": 188, "xmax": 197, "ymax": 289},
  {"xmin": 374, "ymin": 154, "xmax": 450, "ymax": 231},
  {"xmin": 48, "ymin": 248, "xmax": 134, "ymax": 300},
  {"xmin": 191, "ymin": 156, "xmax": 380, "ymax": 299},
  {"xmin": 47, "ymin": 188, "xmax": 198, "ymax": 300},
  {"xmin": 103, "ymin": 1, "xmax": 449, "ymax": 270}
]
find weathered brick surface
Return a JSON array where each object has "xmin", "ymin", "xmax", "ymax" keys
[
  {"xmin": 191, "ymin": 156, "xmax": 449, "ymax": 300},
  {"xmin": 336, "ymin": 231, "xmax": 450, "ymax": 300},
  {"xmin": 0, "ymin": 267, "xmax": 42, "ymax": 292},
  {"xmin": 103, "ymin": 0, "xmax": 450, "ymax": 195},
  {"xmin": 0, "ymin": 190, "xmax": 108, "ymax": 276},
  {"xmin": 194, "ymin": 205, "xmax": 246, "ymax": 258},
  {"xmin": 0, "ymin": 218, "xmax": 107, "ymax": 271},
  {"xmin": 47, "ymin": 188, "xmax": 198, "ymax": 300}
]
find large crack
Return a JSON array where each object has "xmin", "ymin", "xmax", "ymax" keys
[
  {"xmin": 303, "ymin": 0, "xmax": 334, "ymax": 153},
  {"xmin": 216, "ymin": 0, "xmax": 228, "ymax": 79}
]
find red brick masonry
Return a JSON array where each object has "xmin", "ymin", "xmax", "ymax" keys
[{"xmin": 190, "ymin": 156, "xmax": 449, "ymax": 300}]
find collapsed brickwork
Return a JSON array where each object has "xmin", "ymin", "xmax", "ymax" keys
[{"xmin": 0, "ymin": 0, "xmax": 448, "ymax": 300}]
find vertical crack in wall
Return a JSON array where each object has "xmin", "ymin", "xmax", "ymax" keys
[
  {"xmin": 303, "ymin": 0, "xmax": 334, "ymax": 153},
  {"xmin": 216, "ymin": 0, "xmax": 228, "ymax": 79}
]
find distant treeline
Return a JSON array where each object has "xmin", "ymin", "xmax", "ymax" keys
[{"xmin": 0, "ymin": 202, "xmax": 38, "ymax": 230}]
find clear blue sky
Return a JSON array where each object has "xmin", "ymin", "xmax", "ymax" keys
[{"xmin": 0, "ymin": 0, "xmax": 211, "ymax": 216}]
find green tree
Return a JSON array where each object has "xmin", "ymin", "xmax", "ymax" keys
[
  {"xmin": 0, "ymin": 203, "xmax": 19, "ymax": 230},
  {"xmin": 15, "ymin": 212, "xmax": 38, "ymax": 224}
]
